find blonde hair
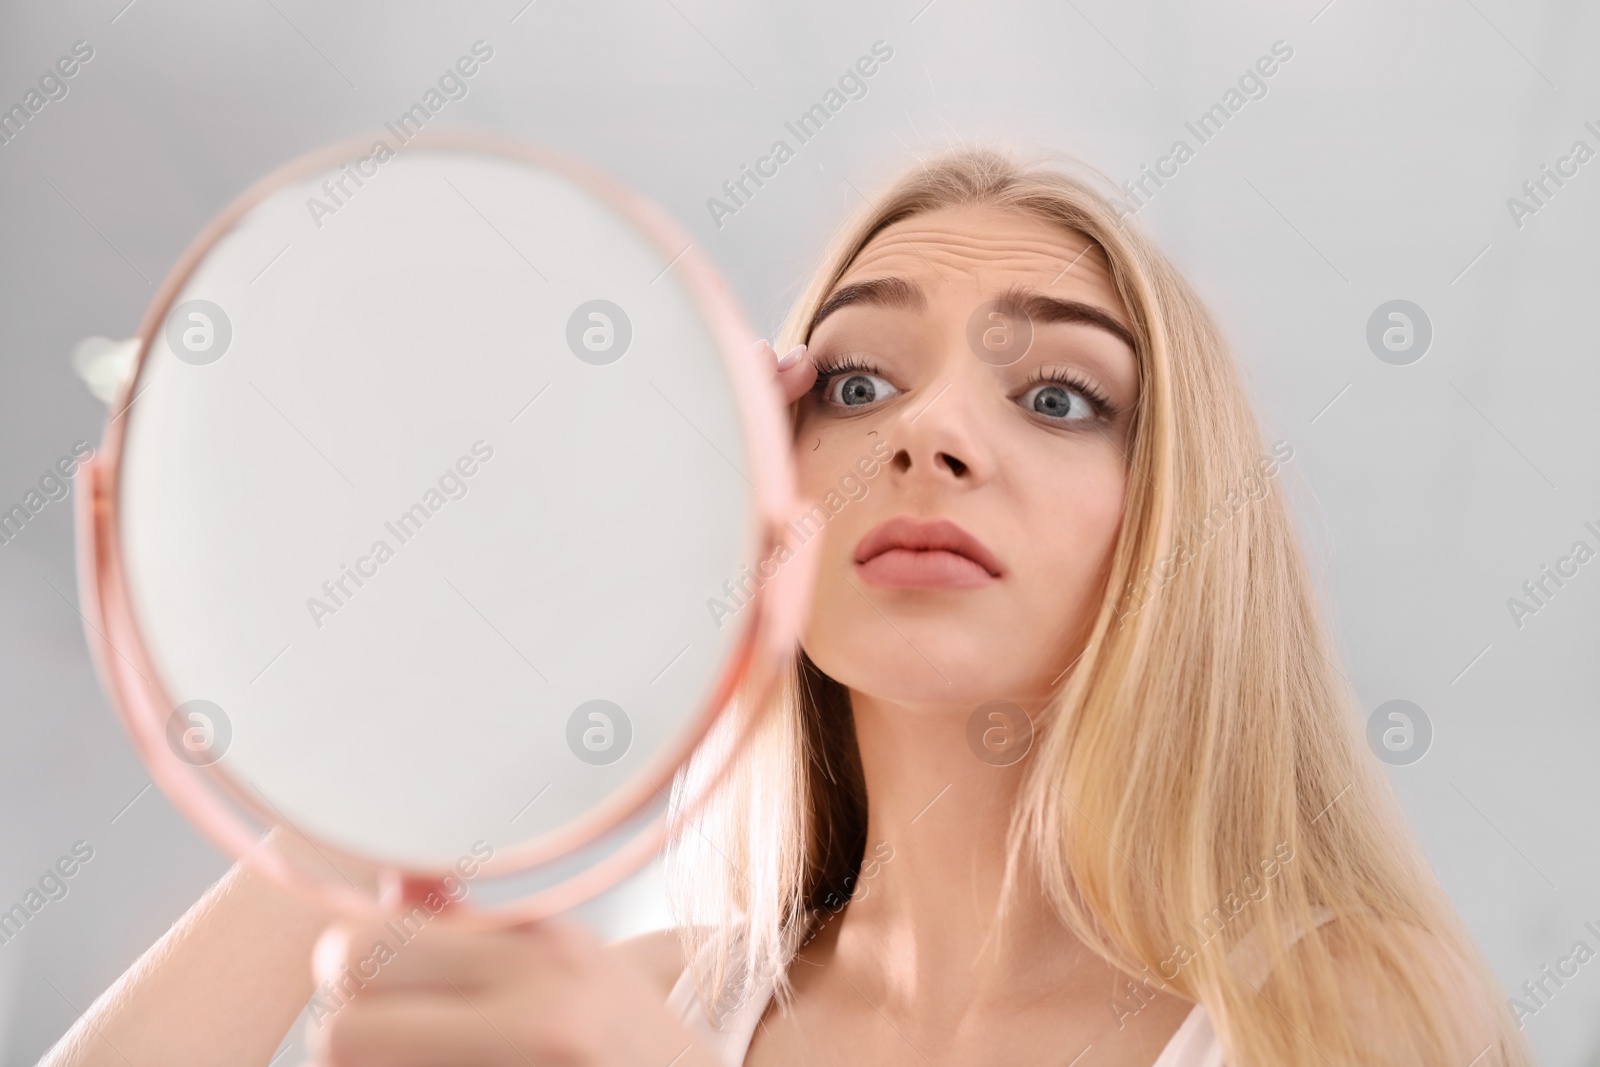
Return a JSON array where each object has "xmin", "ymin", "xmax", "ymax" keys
[{"xmin": 666, "ymin": 148, "xmax": 1532, "ymax": 1065}]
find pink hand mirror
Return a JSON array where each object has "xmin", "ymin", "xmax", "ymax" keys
[{"xmin": 74, "ymin": 127, "xmax": 813, "ymax": 926}]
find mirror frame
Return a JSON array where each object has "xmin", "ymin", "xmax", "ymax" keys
[{"xmin": 72, "ymin": 126, "xmax": 816, "ymax": 924}]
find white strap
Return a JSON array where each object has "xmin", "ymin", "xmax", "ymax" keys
[
  {"xmin": 665, "ymin": 939, "xmax": 777, "ymax": 1067},
  {"xmin": 1227, "ymin": 904, "xmax": 1338, "ymax": 990}
]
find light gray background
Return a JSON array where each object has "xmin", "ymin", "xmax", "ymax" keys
[{"xmin": 2, "ymin": 0, "xmax": 1597, "ymax": 1064}]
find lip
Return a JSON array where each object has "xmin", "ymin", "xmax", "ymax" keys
[{"xmin": 852, "ymin": 516, "xmax": 1003, "ymax": 589}]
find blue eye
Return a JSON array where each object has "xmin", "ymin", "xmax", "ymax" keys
[
  {"xmin": 1019, "ymin": 382, "xmax": 1096, "ymax": 422},
  {"xmin": 811, "ymin": 356, "xmax": 901, "ymax": 409},
  {"xmin": 808, "ymin": 355, "xmax": 1115, "ymax": 423},
  {"xmin": 828, "ymin": 371, "xmax": 899, "ymax": 407}
]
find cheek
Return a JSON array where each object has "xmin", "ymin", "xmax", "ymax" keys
[
  {"xmin": 1031, "ymin": 457, "xmax": 1127, "ymax": 621},
  {"xmin": 792, "ymin": 423, "xmax": 877, "ymax": 502},
  {"xmin": 793, "ymin": 435, "xmax": 829, "ymax": 495},
  {"xmin": 983, "ymin": 438, "xmax": 1126, "ymax": 661},
  {"xmin": 1049, "ymin": 456, "xmax": 1125, "ymax": 543},
  {"xmin": 790, "ymin": 433, "xmax": 888, "ymax": 650}
]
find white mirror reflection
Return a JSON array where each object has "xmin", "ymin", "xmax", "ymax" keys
[{"xmin": 119, "ymin": 147, "xmax": 758, "ymax": 868}]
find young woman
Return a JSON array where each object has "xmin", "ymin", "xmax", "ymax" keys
[{"xmin": 43, "ymin": 150, "xmax": 1532, "ymax": 1067}]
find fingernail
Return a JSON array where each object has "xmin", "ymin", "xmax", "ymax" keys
[
  {"xmin": 777, "ymin": 343, "xmax": 807, "ymax": 370},
  {"xmin": 751, "ymin": 338, "xmax": 771, "ymax": 355}
]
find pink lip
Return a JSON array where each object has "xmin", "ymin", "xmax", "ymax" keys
[{"xmin": 852, "ymin": 517, "xmax": 1003, "ymax": 589}]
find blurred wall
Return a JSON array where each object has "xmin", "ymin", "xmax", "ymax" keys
[{"xmin": 1, "ymin": 0, "xmax": 1597, "ymax": 1063}]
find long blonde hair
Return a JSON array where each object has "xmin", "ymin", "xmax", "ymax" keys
[{"xmin": 666, "ymin": 148, "xmax": 1532, "ymax": 1065}]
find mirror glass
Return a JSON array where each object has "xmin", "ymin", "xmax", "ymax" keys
[{"xmin": 115, "ymin": 142, "xmax": 760, "ymax": 874}]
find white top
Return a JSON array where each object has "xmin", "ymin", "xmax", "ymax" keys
[{"xmin": 666, "ymin": 907, "xmax": 1334, "ymax": 1066}]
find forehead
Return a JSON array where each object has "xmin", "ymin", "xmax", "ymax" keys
[{"xmin": 835, "ymin": 204, "xmax": 1127, "ymax": 317}]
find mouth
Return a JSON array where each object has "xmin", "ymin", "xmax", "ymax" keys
[{"xmin": 852, "ymin": 516, "xmax": 1003, "ymax": 590}]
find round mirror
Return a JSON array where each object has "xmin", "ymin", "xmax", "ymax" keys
[{"xmin": 76, "ymin": 127, "xmax": 811, "ymax": 923}]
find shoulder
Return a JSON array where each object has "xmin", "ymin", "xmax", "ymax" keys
[{"xmin": 605, "ymin": 926, "xmax": 687, "ymax": 1000}]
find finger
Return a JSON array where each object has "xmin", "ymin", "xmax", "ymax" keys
[
  {"xmin": 310, "ymin": 990, "xmax": 509, "ymax": 1067},
  {"xmin": 775, "ymin": 343, "xmax": 816, "ymax": 405},
  {"xmin": 315, "ymin": 921, "xmax": 520, "ymax": 995},
  {"xmin": 316, "ymin": 918, "xmax": 595, "ymax": 995}
]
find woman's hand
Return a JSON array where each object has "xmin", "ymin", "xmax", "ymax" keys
[
  {"xmin": 756, "ymin": 339, "xmax": 815, "ymax": 405},
  {"xmin": 304, "ymin": 916, "xmax": 716, "ymax": 1067}
]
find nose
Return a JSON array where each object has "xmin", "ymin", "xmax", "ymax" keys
[
  {"xmin": 885, "ymin": 380, "xmax": 991, "ymax": 486},
  {"xmin": 891, "ymin": 446, "xmax": 967, "ymax": 478}
]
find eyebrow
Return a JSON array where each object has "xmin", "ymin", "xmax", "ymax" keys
[
  {"xmin": 805, "ymin": 275, "xmax": 1136, "ymax": 352},
  {"xmin": 991, "ymin": 282, "xmax": 1138, "ymax": 352},
  {"xmin": 806, "ymin": 276, "xmax": 926, "ymax": 338}
]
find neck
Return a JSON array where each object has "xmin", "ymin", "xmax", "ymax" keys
[{"xmin": 827, "ymin": 689, "xmax": 1092, "ymax": 1005}]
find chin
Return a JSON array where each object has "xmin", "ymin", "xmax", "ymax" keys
[{"xmin": 803, "ymin": 624, "xmax": 1049, "ymax": 710}]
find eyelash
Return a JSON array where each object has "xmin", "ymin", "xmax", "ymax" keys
[{"xmin": 808, "ymin": 354, "xmax": 1118, "ymax": 421}]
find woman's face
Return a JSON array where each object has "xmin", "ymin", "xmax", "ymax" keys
[{"xmin": 793, "ymin": 203, "xmax": 1139, "ymax": 710}]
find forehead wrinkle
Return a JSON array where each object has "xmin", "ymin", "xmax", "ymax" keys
[
  {"xmin": 848, "ymin": 228, "xmax": 1115, "ymax": 287},
  {"xmin": 862, "ymin": 218, "xmax": 1103, "ymax": 256},
  {"xmin": 869, "ymin": 223, "xmax": 1093, "ymax": 253},
  {"xmin": 857, "ymin": 230, "xmax": 1091, "ymax": 265}
]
